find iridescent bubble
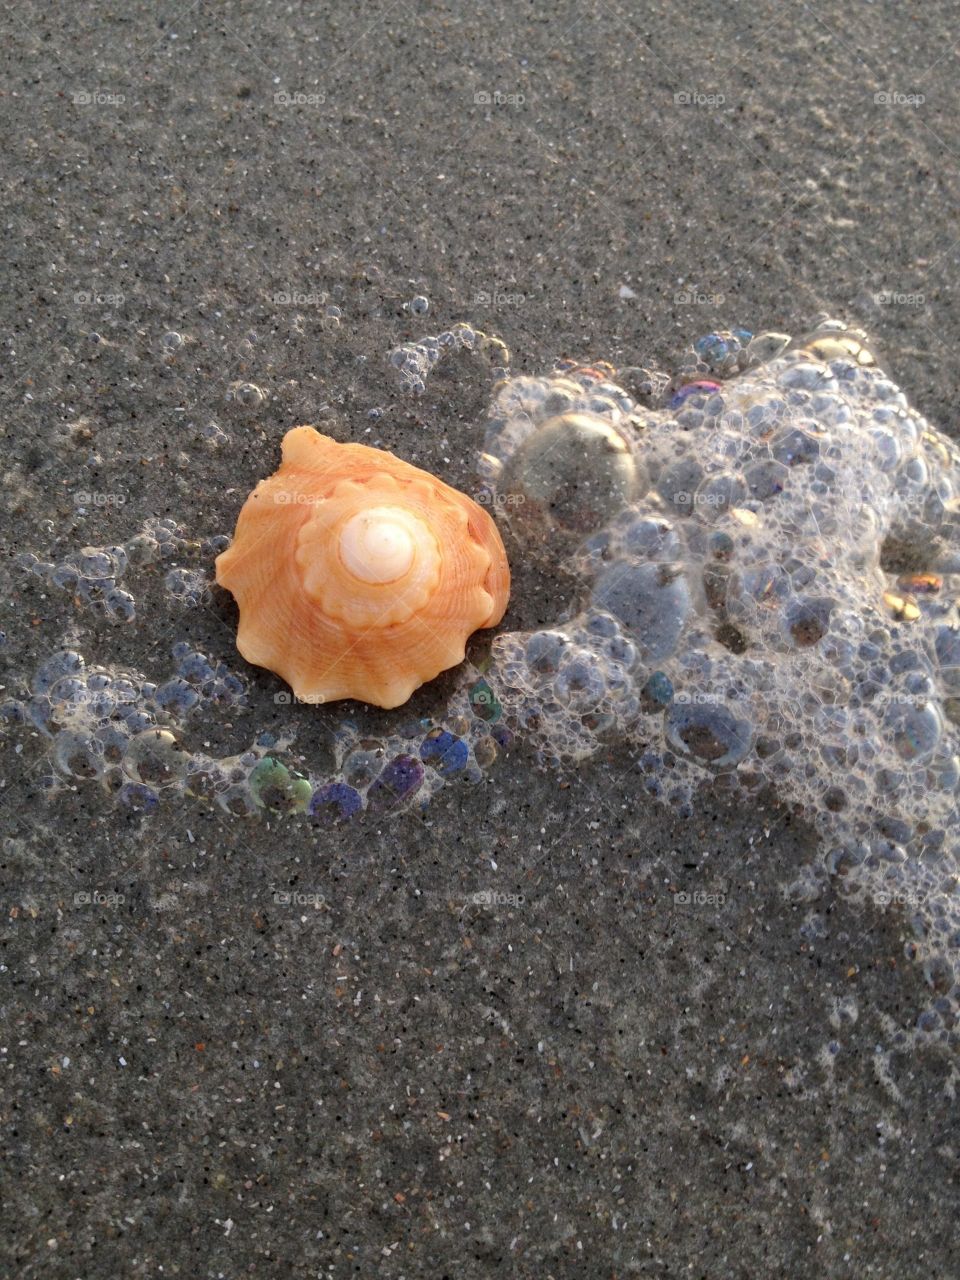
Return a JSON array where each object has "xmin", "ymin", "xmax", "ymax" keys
[
  {"xmin": 308, "ymin": 782, "xmax": 363, "ymax": 824},
  {"xmin": 670, "ymin": 380, "xmax": 721, "ymax": 410},
  {"xmin": 366, "ymin": 754, "xmax": 425, "ymax": 812},
  {"xmin": 248, "ymin": 758, "xmax": 312, "ymax": 812},
  {"xmin": 641, "ymin": 671, "xmax": 674, "ymax": 708},
  {"xmin": 694, "ymin": 332, "xmax": 741, "ymax": 371},
  {"xmin": 420, "ymin": 729, "xmax": 469, "ymax": 778},
  {"xmin": 469, "ymin": 678, "xmax": 502, "ymax": 722},
  {"xmin": 118, "ymin": 782, "xmax": 159, "ymax": 813}
]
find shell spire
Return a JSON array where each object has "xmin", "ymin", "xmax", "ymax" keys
[{"xmin": 215, "ymin": 426, "xmax": 510, "ymax": 709}]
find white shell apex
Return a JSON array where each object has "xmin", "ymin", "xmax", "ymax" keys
[{"xmin": 338, "ymin": 506, "xmax": 424, "ymax": 584}]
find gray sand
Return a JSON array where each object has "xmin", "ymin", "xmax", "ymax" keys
[{"xmin": 2, "ymin": 3, "xmax": 959, "ymax": 1276}]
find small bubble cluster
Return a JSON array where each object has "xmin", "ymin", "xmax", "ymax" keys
[
  {"xmin": 388, "ymin": 322, "xmax": 510, "ymax": 394},
  {"xmin": 164, "ymin": 566, "xmax": 212, "ymax": 609},
  {"xmin": 5, "ymin": 642, "xmax": 511, "ymax": 822},
  {"xmin": 200, "ymin": 420, "xmax": 230, "ymax": 449},
  {"xmin": 303, "ymin": 704, "xmax": 514, "ymax": 823},
  {"xmin": 16, "ymin": 545, "xmax": 135, "ymax": 622},
  {"xmin": 16, "ymin": 518, "xmax": 225, "ymax": 622},
  {"xmin": 1, "ymin": 642, "xmax": 249, "ymax": 809}
]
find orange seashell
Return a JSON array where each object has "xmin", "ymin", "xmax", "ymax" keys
[{"xmin": 215, "ymin": 426, "xmax": 510, "ymax": 709}]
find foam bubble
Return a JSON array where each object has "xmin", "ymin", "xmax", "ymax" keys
[
  {"xmin": 475, "ymin": 322, "xmax": 960, "ymax": 1043},
  {"xmin": 388, "ymin": 322, "xmax": 510, "ymax": 394}
]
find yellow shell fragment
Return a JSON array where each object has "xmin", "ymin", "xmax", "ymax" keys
[
  {"xmin": 882, "ymin": 590, "xmax": 921, "ymax": 623},
  {"xmin": 215, "ymin": 427, "xmax": 511, "ymax": 708},
  {"xmin": 730, "ymin": 507, "xmax": 760, "ymax": 527},
  {"xmin": 804, "ymin": 335, "xmax": 876, "ymax": 366}
]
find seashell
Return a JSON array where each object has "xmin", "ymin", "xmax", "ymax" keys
[{"xmin": 215, "ymin": 427, "xmax": 510, "ymax": 709}]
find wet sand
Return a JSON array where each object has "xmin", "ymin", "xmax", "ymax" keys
[{"xmin": 2, "ymin": 3, "xmax": 959, "ymax": 1276}]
